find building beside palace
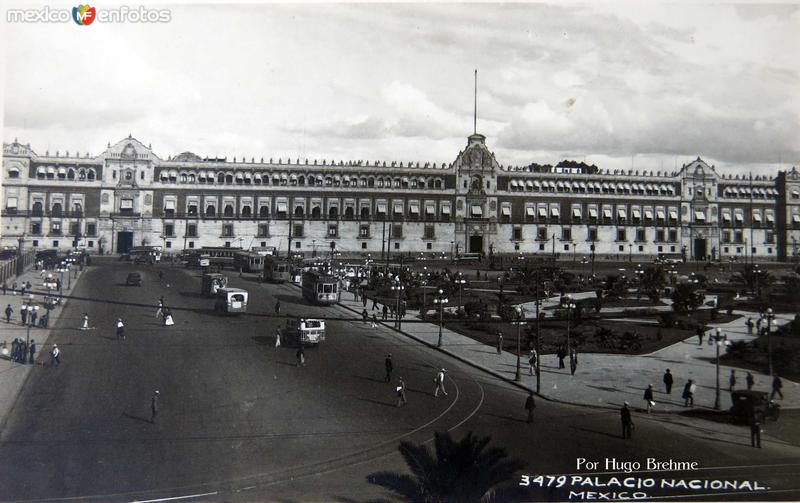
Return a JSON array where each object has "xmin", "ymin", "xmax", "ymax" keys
[{"xmin": 2, "ymin": 133, "xmax": 800, "ymax": 261}]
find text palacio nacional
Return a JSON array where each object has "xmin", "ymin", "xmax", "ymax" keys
[{"xmin": 2, "ymin": 133, "xmax": 799, "ymax": 261}]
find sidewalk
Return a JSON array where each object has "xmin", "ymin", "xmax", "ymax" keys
[
  {"xmin": 0, "ymin": 266, "xmax": 85, "ymax": 430},
  {"xmin": 339, "ymin": 292, "xmax": 798, "ymax": 414}
]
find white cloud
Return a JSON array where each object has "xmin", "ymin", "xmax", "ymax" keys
[{"xmin": 2, "ymin": 3, "xmax": 798, "ymax": 173}]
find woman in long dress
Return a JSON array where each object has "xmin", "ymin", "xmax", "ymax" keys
[
  {"xmin": 163, "ymin": 308, "xmax": 174, "ymax": 326},
  {"xmin": 274, "ymin": 329, "xmax": 281, "ymax": 348}
]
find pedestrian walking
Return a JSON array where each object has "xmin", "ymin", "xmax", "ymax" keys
[
  {"xmin": 274, "ymin": 328, "xmax": 281, "ymax": 348},
  {"xmin": 384, "ymin": 354, "xmax": 393, "ymax": 383},
  {"xmin": 525, "ymin": 392, "xmax": 536, "ymax": 423},
  {"xmin": 396, "ymin": 377, "xmax": 407, "ymax": 407},
  {"xmin": 4, "ymin": 304, "xmax": 12, "ymax": 323},
  {"xmin": 750, "ymin": 414, "xmax": 762, "ymax": 448},
  {"xmin": 569, "ymin": 348, "xmax": 578, "ymax": 375},
  {"xmin": 11, "ymin": 338, "xmax": 19, "ymax": 362},
  {"xmin": 156, "ymin": 299, "xmax": 164, "ymax": 320},
  {"xmin": 163, "ymin": 309, "xmax": 175, "ymax": 326},
  {"xmin": 296, "ymin": 346, "xmax": 305, "ymax": 367},
  {"xmin": 433, "ymin": 368, "xmax": 448, "ymax": 397},
  {"xmin": 116, "ymin": 318, "xmax": 126, "ymax": 340},
  {"xmin": 557, "ymin": 345, "xmax": 566, "ymax": 369},
  {"xmin": 746, "ymin": 317, "xmax": 754, "ymax": 335},
  {"xmin": 696, "ymin": 327, "xmax": 704, "ymax": 345},
  {"xmin": 50, "ymin": 344, "xmax": 61, "ymax": 366},
  {"xmin": 496, "ymin": 332, "xmax": 503, "ymax": 355},
  {"xmin": 663, "ymin": 369, "xmax": 674, "ymax": 394},
  {"xmin": 528, "ymin": 349, "xmax": 537, "ymax": 376},
  {"xmin": 11, "ymin": 281, "xmax": 17, "ymax": 295},
  {"xmin": 771, "ymin": 375, "xmax": 784, "ymax": 400},
  {"xmin": 30, "ymin": 309, "xmax": 37, "ymax": 328},
  {"xmin": 756, "ymin": 316, "xmax": 763, "ymax": 333},
  {"xmin": 2, "ymin": 281, "xmax": 6, "ymax": 295},
  {"xmin": 362, "ymin": 293, "xmax": 367, "ymax": 308},
  {"xmin": 81, "ymin": 313, "xmax": 89, "ymax": 331},
  {"xmin": 371, "ymin": 313, "xmax": 378, "ymax": 328},
  {"xmin": 683, "ymin": 380, "xmax": 695, "ymax": 407},
  {"xmin": 382, "ymin": 304, "xmax": 388, "ymax": 321},
  {"xmin": 274, "ymin": 300, "xmax": 281, "ymax": 315},
  {"xmin": 29, "ymin": 340, "xmax": 36, "ymax": 364},
  {"xmin": 372, "ymin": 297, "xmax": 378, "ymax": 310},
  {"xmin": 18, "ymin": 340, "xmax": 27, "ymax": 364},
  {"xmin": 151, "ymin": 390, "xmax": 160, "ymax": 424},
  {"xmin": 362, "ymin": 309, "xmax": 369, "ymax": 324},
  {"xmin": 20, "ymin": 307, "xmax": 27, "ymax": 326},
  {"xmin": 644, "ymin": 384, "xmax": 655, "ymax": 413},
  {"xmin": 729, "ymin": 370, "xmax": 737, "ymax": 391},
  {"xmin": 621, "ymin": 402, "xmax": 634, "ymax": 439},
  {"xmin": 746, "ymin": 372, "xmax": 755, "ymax": 390}
]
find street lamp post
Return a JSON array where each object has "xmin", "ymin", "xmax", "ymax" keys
[
  {"xmin": 514, "ymin": 306, "xmax": 524, "ymax": 381},
  {"xmin": 714, "ymin": 327, "xmax": 722, "ymax": 410},
  {"xmin": 24, "ymin": 294, "xmax": 38, "ymax": 356},
  {"xmin": 635, "ymin": 264, "xmax": 644, "ymax": 301},
  {"xmin": 565, "ymin": 295, "xmax": 576, "ymax": 352},
  {"xmin": 433, "ymin": 289, "xmax": 448, "ymax": 347},
  {"xmin": 391, "ymin": 280, "xmax": 405, "ymax": 330},
  {"xmin": 455, "ymin": 273, "xmax": 466, "ymax": 316},
  {"xmin": 766, "ymin": 308, "xmax": 775, "ymax": 376}
]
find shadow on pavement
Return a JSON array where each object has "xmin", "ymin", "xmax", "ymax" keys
[{"xmin": 122, "ymin": 412, "xmax": 152, "ymax": 424}]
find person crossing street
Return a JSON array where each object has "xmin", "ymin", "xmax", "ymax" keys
[
  {"xmin": 116, "ymin": 318, "xmax": 126, "ymax": 340},
  {"xmin": 433, "ymin": 368, "xmax": 448, "ymax": 397},
  {"xmin": 384, "ymin": 354, "xmax": 393, "ymax": 382}
]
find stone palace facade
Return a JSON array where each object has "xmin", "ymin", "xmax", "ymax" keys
[{"xmin": 2, "ymin": 134, "xmax": 800, "ymax": 261}]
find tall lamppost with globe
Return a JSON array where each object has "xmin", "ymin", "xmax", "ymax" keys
[
  {"xmin": 514, "ymin": 305, "xmax": 525, "ymax": 381},
  {"xmin": 455, "ymin": 272, "xmax": 466, "ymax": 316},
  {"xmin": 433, "ymin": 289, "xmax": 448, "ymax": 347},
  {"xmin": 391, "ymin": 279, "xmax": 405, "ymax": 330},
  {"xmin": 766, "ymin": 307, "xmax": 775, "ymax": 376},
  {"xmin": 565, "ymin": 295, "xmax": 577, "ymax": 351},
  {"xmin": 714, "ymin": 327, "xmax": 723, "ymax": 410},
  {"xmin": 635, "ymin": 264, "xmax": 645, "ymax": 301},
  {"xmin": 23, "ymin": 294, "xmax": 38, "ymax": 353}
]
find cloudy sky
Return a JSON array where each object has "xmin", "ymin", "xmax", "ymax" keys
[{"xmin": 2, "ymin": 2, "xmax": 798, "ymax": 176}]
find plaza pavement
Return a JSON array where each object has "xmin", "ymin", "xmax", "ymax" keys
[
  {"xmin": 0, "ymin": 266, "xmax": 84, "ymax": 430},
  {"xmin": 339, "ymin": 291, "xmax": 799, "ymax": 414}
]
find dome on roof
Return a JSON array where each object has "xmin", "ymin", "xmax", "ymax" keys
[{"xmin": 173, "ymin": 151, "xmax": 203, "ymax": 162}]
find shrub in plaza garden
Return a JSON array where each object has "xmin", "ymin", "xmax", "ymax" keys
[
  {"xmin": 641, "ymin": 266, "xmax": 668, "ymax": 303},
  {"xmin": 670, "ymin": 283, "xmax": 704, "ymax": 313}
]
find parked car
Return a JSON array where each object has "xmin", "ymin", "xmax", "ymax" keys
[
  {"xmin": 730, "ymin": 390, "xmax": 780, "ymax": 424},
  {"xmin": 126, "ymin": 272, "xmax": 142, "ymax": 286}
]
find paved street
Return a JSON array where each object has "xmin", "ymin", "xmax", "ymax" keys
[{"xmin": 0, "ymin": 260, "xmax": 799, "ymax": 501}]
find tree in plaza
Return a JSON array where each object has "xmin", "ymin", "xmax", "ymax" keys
[
  {"xmin": 640, "ymin": 266, "xmax": 667, "ymax": 303},
  {"xmin": 670, "ymin": 283, "xmax": 704, "ymax": 313},
  {"xmin": 742, "ymin": 264, "xmax": 773, "ymax": 298},
  {"xmin": 368, "ymin": 431, "xmax": 525, "ymax": 503},
  {"xmin": 604, "ymin": 274, "xmax": 628, "ymax": 300}
]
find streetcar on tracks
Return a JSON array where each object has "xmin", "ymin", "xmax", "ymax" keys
[
  {"xmin": 262, "ymin": 256, "xmax": 291, "ymax": 283},
  {"xmin": 301, "ymin": 270, "xmax": 339, "ymax": 305},
  {"xmin": 233, "ymin": 251, "xmax": 266, "ymax": 273}
]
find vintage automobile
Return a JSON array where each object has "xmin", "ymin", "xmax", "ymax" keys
[
  {"xmin": 214, "ymin": 287, "xmax": 248, "ymax": 315},
  {"xmin": 201, "ymin": 273, "xmax": 228, "ymax": 297},
  {"xmin": 282, "ymin": 318, "xmax": 326, "ymax": 346},
  {"xmin": 730, "ymin": 390, "xmax": 780, "ymax": 423},
  {"xmin": 125, "ymin": 272, "xmax": 142, "ymax": 286}
]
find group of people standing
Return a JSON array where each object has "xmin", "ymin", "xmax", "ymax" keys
[{"xmin": 9, "ymin": 338, "xmax": 35, "ymax": 364}]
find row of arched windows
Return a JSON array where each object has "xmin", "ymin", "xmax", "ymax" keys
[
  {"xmin": 33, "ymin": 167, "xmax": 97, "ymax": 181},
  {"xmin": 157, "ymin": 170, "xmax": 445, "ymax": 190}
]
